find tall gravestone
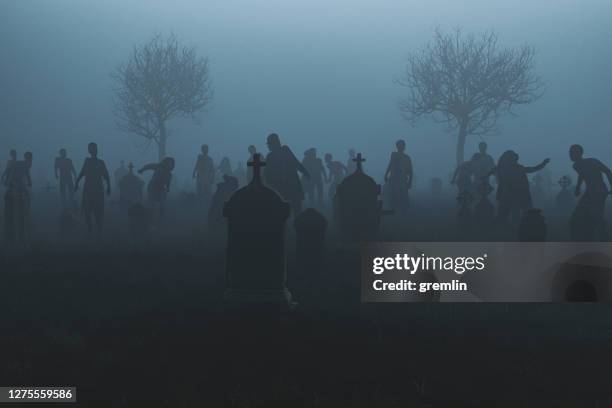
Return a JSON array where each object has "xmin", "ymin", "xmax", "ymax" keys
[
  {"xmin": 333, "ymin": 153, "xmax": 388, "ymax": 243},
  {"xmin": 223, "ymin": 154, "xmax": 293, "ymax": 305}
]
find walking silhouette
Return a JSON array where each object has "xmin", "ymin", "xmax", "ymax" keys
[
  {"xmin": 263, "ymin": 133, "xmax": 310, "ymax": 215},
  {"xmin": 384, "ymin": 140, "xmax": 413, "ymax": 214},
  {"xmin": 74, "ymin": 143, "xmax": 110, "ymax": 239},
  {"xmin": 569, "ymin": 144, "xmax": 612, "ymax": 240}
]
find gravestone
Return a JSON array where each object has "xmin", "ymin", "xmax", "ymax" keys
[
  {"xmin": 223, "ymin": 154, "xmax": 293, "ymax": 305},
  {"xmin": 333, "ymin": 153, "xmax": 388, "ymax": 243},
  {"xmin": 519, "ymin": 208, "xmax": 547, "ymax": 242},
  {"xmin": 119, "ymin": 163, "xmax": 145, "ymax": 209},
  {"xmin": 555, "ymin": 175, "xmax": 574, "ymax": 216}
]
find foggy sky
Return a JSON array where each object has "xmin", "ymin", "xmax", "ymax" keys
[{"xmin": 1, "ymin": 0, "xmax": 611, "ymax": 187}]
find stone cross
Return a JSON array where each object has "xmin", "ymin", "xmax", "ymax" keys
[
  {"xmin": 247, "ymin": 153, "xmax": 266, "ymax": 183},
  {"xmin": 128, "ymin": 162, "xmax": 134, "ymax": 174},
  {"xmin": 352, "ymin": 153, "xmax": 366, "ymax": 172}
]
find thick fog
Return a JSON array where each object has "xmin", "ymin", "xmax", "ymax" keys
[{"xmin": 1, "ymin": 0, "xmax": 611, "ymax": 188}]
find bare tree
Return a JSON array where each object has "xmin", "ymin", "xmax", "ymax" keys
[
  {"xmin": 397, "ymin": 28, "xmax": 544, "ymax": 165},
  {"xmin": 112, "ymin": 33, "xmax": 212, "ymax": 161}
]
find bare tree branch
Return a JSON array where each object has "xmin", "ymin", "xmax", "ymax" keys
[
  {"xmin": 397, "ymin": 28, "xmax": 544, "ymax": 164},
  {"xmin": 111, "ymin": 33, "xmax": 213, "ymax": 160}
]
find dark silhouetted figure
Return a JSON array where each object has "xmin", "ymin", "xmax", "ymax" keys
[
  {"xmin": 487, "ymin": 150, "xmax": 549, "ymax": 223},
  {"xmin": 1, "ymin": 149, "xmax": 17, "ymax": 187},
  {"xmin": 208, "ymin": 175, "xmax": 239, "ymax": 230},
  {"xmin": 334, "ymin": 153, "xmax": 388, "ymax": 243},
  {"xmin": 3, "ymin": 151, "xmax": 32, "ymax": 246},
  {"xmin": 75, "ymin": 143, "xmax": 110, "ymax": 239},
  {"xmin": 139, "ymin": 157, "xmax": 175, "ymax": 222},
  {"xmin": 324, "ymin": 153, "xmax": 347, "ymax": 200},
  {"xmin": 114, "ymin": 160, "xmax": 128, "ymax": 190},
  {"xmin": 471, "ymin": 142, "xmax": 495, "ymax": 183},
  {"xmin": 451, "ymin": 155, "xmax": 476, "ymax": 195},
  {"xmin": 346, "ymin": 148, "xmax": 358, "ymax": 174},
  {"xmin": 263, "ymin": 133, "xmax": 309, "ymax": 215},
  {"xmin": 301, "ymin": 148, "xmax": 326, "ymax": 206},
  {"xmin": 569, "ymin": 144, "xmax": 612, "ymax": 241},
  {"xmin": 55, "ymin": 148, "xmax": 77, "ymax": 208},
  {"xmin": 384, "ymin": 140, "xmax": 413, "ymax": 214},
  {"xmin": 119, "ymin": 162, "xmax": 145, "ymax": 209},
  {"xmin": 193, "ymin": 144, "xmax": 215, "ymax": 203},
  {"xmin": 223, "ymin": 153, "xmax": 294, "ymax": 306}
]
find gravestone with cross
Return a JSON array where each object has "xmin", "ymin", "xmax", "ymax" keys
[
  {"xmin": 223, "ymin": 153, "xmax": 293, "ymax": 305},
  {"xmin": 333, "ymin": 153, "xmax": 388, "ymax": 243},
  {"xmin": 119, "ymin": 162, "xmax": 145, "ymax": 209}
]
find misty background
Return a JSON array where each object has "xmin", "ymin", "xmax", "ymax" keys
[{"xmin": 1, "ymin": 0, "xmax": 611, "ymax": 189}]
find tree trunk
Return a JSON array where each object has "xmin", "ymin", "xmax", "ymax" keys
[
  {"xmin": 158, "ymin": 121, "xmax": 167, "ymax": 162},
  {"xmin": 456, "ymin": 119, "xmax": 468, "ymax": 166}
]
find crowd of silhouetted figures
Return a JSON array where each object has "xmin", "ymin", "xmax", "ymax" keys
[
  {"xmin": 2, "ymin": 132, "xmax": 611, "ymax": 250},
  {"xmin": 3, "ymin": 135, "xmax": 612, "ymax": 406}
]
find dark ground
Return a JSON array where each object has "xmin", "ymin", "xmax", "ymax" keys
[{"xmin": 1, "ymin": 189, "xmax": 612, "ymax": 407}]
